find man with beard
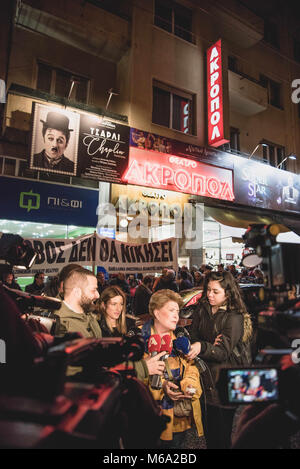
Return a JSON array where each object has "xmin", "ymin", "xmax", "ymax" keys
[{"xmin": 54, "ymin": 267, "xmax": 101, "ymax": 338}]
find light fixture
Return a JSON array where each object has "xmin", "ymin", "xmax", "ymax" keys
[
  {"xmin": 249, "ymin": 142, "xmax": 268, "ymax": 159},
  {"xmin": 276, "ymin": 154, "xmax": 297, "ymax": 169},
  {"xmin": 242, "ymin": 250, "xmax": 262, "ymax": 268},
  {"xmin": 119, "ymin": 218, "xmax": 128, "ymax": 228},
  {"xmin": 105, "ymin": 88, "xmax": 119, "ymax": 111}
]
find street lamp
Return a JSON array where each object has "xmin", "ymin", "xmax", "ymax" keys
[
  {"xmin": 249, "ymin": 142, "xmax": 268, "ymax": 159},
  {"xmin": 276, "ymin": 154, "xmax": 297, "ymax": 169}
]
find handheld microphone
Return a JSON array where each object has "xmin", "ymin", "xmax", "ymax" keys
[
  {"xmin": 174, "ymin": 332, "xmax": 207, "ymax": 373},
  {"xmin": 148, "ymin": 334, "xmax": 163, "ymax": 390},
  {"xmin": 150, "ymin": 334, "xmax": 173, "ymax": 389},
  {"xmin": 148, "ymin": 334, "xmax": 161, "ymax": 356},
  {"xmin": 160, "ymin": 334, "xmax": 172, "ymax": 357}
]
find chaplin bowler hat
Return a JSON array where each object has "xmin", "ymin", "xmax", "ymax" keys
[{"xmin": 40, "ymin": 111, "xmax": 74, "ymax": 133}]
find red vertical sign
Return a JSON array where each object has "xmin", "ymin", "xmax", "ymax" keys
[{"xmin": 207, "ymin": 39, "xmax": 229, "ymax": 147}]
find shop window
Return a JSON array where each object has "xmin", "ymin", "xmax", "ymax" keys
[
  {"xmin": 152, "ymin": 81, "xmax": 195, "ymax": 134},
  {"xmin": 37, "ymin": 63, "xmax": 89, "ymax": 103},
  {"xmin": 0, "ymin": 157, "xmax": 3, "ymax": 174},
  {"xmin": 262, "ymin": 142, "xmax": 285, "ymax": 168},
  {"xmin": 260, "ymin": 74, "xmax": 282, "ymax": 109},
  {"xmin": 154, "ymin": 0, "xmax": 194, "ymax": 44},
  {"xmin": 264, "ymin": 19, "xmax": 279, "ymax": 49}
]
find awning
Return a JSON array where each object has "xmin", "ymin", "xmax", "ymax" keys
[{"xmin": 205, "ymin": 206, "xmax": 289, "ymax": 233}]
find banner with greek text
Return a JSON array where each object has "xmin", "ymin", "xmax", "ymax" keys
[{"xmin": 18, "ymin": 234, "xmax": 178, "ymax": 276}]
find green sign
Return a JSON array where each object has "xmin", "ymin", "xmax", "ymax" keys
[{"xmin": 19, "ymin": 190, "xmax": 40, "ymax": 212}]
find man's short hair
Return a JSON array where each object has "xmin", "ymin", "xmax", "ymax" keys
[
  {"xmin": 58, "ymin": 264, "xmax": 82, "ymax": 285},
  {"xmin": 63, "ymin": 268, "xmax": 96, "ymax": 296}
]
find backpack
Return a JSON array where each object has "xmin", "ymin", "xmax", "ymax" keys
[{"xmin": 214, "ymin": 313, "xmax": 253, "ymax": 367}]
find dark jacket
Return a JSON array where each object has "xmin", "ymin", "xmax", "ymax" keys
[
  {"xmin": 97, "ymin": 315, "xmax": 149, "ymax": 380},
  {"xmin": 190, "ymin": 302, "xmax": 244, "ymax": 384},
  {"xmin": 25, "ymin": 281, "xmax": 45, "ymax": 295},
  {"xmin": 154, "ymin": 277, "xmax": 179, "ymax": 293},
  {"xmin": 133, "ymin": 284, "xmax": 152, "ymax": 316},
  {"xmin": 179, "ymin": 279, "xmax": 193, "ymax": 291},
  {"xmin": 98, "ymin": 315, "xmax": 139, "ymax": 337},
  {"xmin": 33, "ymin": 150, "xmax": 74, "ymax": 173},
  {"xmin": 109, "ymin": 278, "xmax": 130, "ymax": 295}
]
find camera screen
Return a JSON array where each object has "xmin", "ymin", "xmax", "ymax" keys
[{"xmin": 227, "ymin": 368, "xmax": 279, "ymax": 404}]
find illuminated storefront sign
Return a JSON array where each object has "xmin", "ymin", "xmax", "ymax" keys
[
  {"xmin": 207, "ymin": 39, "xmax": 229, "ymax": 147},
  {"xmin": 123, "ymin": 147, "xmax": 234, "ymax": 202}
]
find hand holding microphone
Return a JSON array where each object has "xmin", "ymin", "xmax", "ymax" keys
[
  {"xmin": 150, "ymin": 334, "xmax": 173, "ymax": 390},
  {"xmin": 174, "ymin": 333, "xmax": 206, "ymax": 372},
  {"xmin": 146, "ymin": 335, "xmax": 165, "ymax": 385}
]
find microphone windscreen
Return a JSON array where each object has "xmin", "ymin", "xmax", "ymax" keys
[
  {"xmin": 148, "ymin": 334, "xmax": 161, "ymax": 354},
  {"xmin": 160, "ymin": 334, "xmax": 172, "ymax": 354},
  {"xmin": 174, "ymin": 335, "xmax": 191, "ymax": 355}
]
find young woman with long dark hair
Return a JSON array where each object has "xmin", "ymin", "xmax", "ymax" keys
[{"xmin": 187, "ymin": 271, "xmax": 253, "ymax": 449}]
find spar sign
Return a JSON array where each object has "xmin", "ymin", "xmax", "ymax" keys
[
  {"xmin": 207, "ymin": 39, "xmax": 229, "ymax": 148},
  {"xmin": 17, "ymin": 234, "xmax": 178, "ymax": 276}
]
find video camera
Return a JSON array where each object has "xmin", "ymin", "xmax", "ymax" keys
[
  {"xmin": 214, "ymin": 225, "xmax": 300, "ymax": 446},
  {"xmin": 0, "ymin": 233, "xmax": 168, "ymax": 449}
]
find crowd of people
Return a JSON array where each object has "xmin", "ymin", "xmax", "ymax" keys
[{"xmin": 1, "ymin": 261, "xmax": 299, "ymax": 449}]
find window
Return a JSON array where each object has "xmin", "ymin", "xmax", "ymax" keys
[
  {"xmin": 264, "ymin": 19, "xmax": 279, "ymax": 49},
  {"xmin": 152, "ymin": 82, "xmax": 195, "ymax": 134},
  {"xmin": 294, "ymin": 38, "xmax": 300, "ymax": 63},
  {"xmin": 154, "ymin": 0, "xmax": 194, "ymax": 44},
  {"xmin": 37, "ymin": 63, "xmax": 89, "ymax": 103},
  {"xmin": 260, "ymin": 74, "xmax": 282, "ymax": 109},
  {"xmin": 230, "ymin": 127, "xmax": 240, "ymax": 152},
  {"xmin": 228, "ymin": 56, "xmax": 238, "ymax": 73},
  {"xmin": 262, "ymin": 142, "xmax": 285, "ymax": 168}
]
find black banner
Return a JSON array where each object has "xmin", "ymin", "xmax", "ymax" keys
[{"xmin": 78, "ymin": 114, "xmax": 130, "ymax": 183}]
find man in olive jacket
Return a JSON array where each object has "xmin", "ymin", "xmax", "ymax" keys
[{"xmin": 55, "ymin": 267, "xmax": 164, "ymax": 380}]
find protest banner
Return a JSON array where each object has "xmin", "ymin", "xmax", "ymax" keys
[{"xmin": 17, "ymin": 234, "xmax": 178, "ymax": 276}]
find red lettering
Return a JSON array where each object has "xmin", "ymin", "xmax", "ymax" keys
[
  {"xmin": 144, "ymin": 162, "xmax": 160, "ymax": 185},
  {"xmin": 161, "ymin": 166, "xmax": 173, "ymax": 186}
]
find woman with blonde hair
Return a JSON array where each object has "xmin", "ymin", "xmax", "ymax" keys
[
  {"xmin": 141, "ymin": 289, "xmax": 203, "ymax": 449},
  {"xmin": 97, "ymin": 286, "xmax": 167, "ymax": 381},
  {"xmin": 98, "ymin": 286, "xmax": 134, "ymax": 337}
]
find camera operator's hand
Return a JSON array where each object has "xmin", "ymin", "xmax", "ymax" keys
[
  {"xmin": 232, "ymin": 403, "xmax": 299, "ymax": 449},
  {"xmin": 187, "ymin": 341, "xmax": 201, "ymax": 360},
  {"xmin": 145, "ymin": 351, "xmax": 166, "ymax": 376},
  {"xmin": 163, "ymin": 381, "xmax": 189, "ymax": 401}
]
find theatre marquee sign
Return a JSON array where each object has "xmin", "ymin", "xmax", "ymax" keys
[{"xmin": 123, "ymin": 147, "xmax": 234, "ymax": 202}]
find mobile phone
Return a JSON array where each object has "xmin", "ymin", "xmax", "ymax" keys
[{"xmin": 217, "ymin": 367, "xmax": 280, "ymax": 405}]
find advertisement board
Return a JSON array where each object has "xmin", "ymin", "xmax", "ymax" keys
[
  {"xmin": 0, "ymin": 176, "xmax": 99, "ymax": 226},
  {"xmin": 29, "ymin": 103, "xmax": 130, "ymax": 184},
  {"xmin": 124, "ymin": 147, "xmax": 234, "ymax": 202}
]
